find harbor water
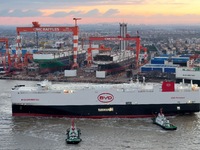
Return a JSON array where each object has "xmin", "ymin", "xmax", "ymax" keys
[{"xmin": 1, "ymin": 79, "xmax": 200, "ymax": 150}]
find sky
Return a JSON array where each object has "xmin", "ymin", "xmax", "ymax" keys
[{"xmin": 0, "ymin": 0, "xmax": 200, "ymax": 25}]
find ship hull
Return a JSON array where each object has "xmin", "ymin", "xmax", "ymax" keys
[
  {"xmin": 96, "ymin": 58, "xmax": 134, "ymax": 75},
  {"xmin": 12, "ymin": 103, "xmax": 200, "ymax": 118},
  {"xmin": 175, "ymin": 67, "xmax": 200, "ymax": 86},
  {"xmin": 34, "ymin": 52, "xmax": 86, "ymax": 73},
  {"xmin": 11, "ymin": 80, "xmax": 200, "ymax": 118}
]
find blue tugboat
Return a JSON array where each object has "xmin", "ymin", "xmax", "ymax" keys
[{"xmin": 66, "ymin": 119, "xmax": 82, "ymax": 144}]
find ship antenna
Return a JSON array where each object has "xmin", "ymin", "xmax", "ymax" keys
[
  {"xmin": 130, "ymin": 77, "xmax": 133, "ymax": 83},
  {"xmin": 71, "ymin": 118, "xmax": 75, "ymax": 130},
  {"xmin": 143, "ymin": 76, "xmax": 145, "ymax": 84},
  {"xmin": 136, "ymin": 75, "xmax": 139, "ymax": 83},
  {"xmin": 190, "ymin": 80, "xmax": 193, "ymax": 86},
  {"xmin": 182, "ymin": 79, "xmax": 185, "ymax": 84}
]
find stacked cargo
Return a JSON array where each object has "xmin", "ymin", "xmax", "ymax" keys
[{"xmin": 140, "ymin": 64, "xmax": 178, "ymax": 73}]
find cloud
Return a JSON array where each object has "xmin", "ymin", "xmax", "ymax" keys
[
  {"xmin": 1, "ymin": 0, "xmax": 147, "ymax": 10},
  {"xmin": 48, "ymin": 9, "xmax": 120, "ymax": 18},
  {"xmin": 49, "ymin": 11, "xmax": 83, "ymax": 17},
  {"xmin": 117, "ymin": 13, "xmax": 200, "ymax": 25},
  {"xmin": 0, "ymin": 0, "xmax": 199, "ymax": 25},
  {"xmin": 82, "ymin": 9, "xmax": 101, "ymax": 17},
  {"xmin": 0, "ymin": 9, "xmax": 42, "ymax": 17},
  {"xmin": 0, "ymin": 8, "xmax": 119, "ymax": 18},
  {"xmin": 149, "ymin": 0, "xmax": 186, "ymax": 5},
  {"xmin": 48, "ymin": 9, "xmax": 101, "ymax": 18},
  {"xmin": 103, "ymin": 9, "xmax": 120, "ymax": 16}
]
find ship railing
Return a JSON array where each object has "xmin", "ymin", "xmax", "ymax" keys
[
  {"xmin": 156, "ymin": 88, "xmax": 198, "ymax": 92},
  {"xmin": 138, "ymin": 89, "xmax": 154, "ymax": 92},
  {"xmin": 175, "ymin": 89, "xmax": 199, "ymax": 92},
  {"xmin": 117, "ymin": 88, "xmax": 154, "ymax": 92},
  {"xmin": 12, "ymin": 85, "xmax": 25, "ymax": 90},
  {"xmin": 19, "ymin": 90, "xmax": 62, "ymax": 94}
]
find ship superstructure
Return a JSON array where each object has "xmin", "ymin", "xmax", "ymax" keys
[{"xmin": 93, "ymin": 50, "xmax": 135, "ymax": 74}]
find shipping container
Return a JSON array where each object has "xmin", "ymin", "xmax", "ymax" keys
[
  {"xmin": 141, "ymin": 67, "xmax": 152, "ymax": 72},
  {"xmin": 0, "ymin": 49, "xmax": 6, "ymax": 55},
  {"xmin": 164, "ymin": 68, "xmax": 176, "ymax": 73},
  {"xmin": 33, "ymin": 50, "xmax": 38, "ymax": 53},
  {"xmin": 151, "ymin": 59, "xmax": 165, "ymax": 64},
  {"xmin": 22, "ymin": 50, "xmax": 27, "ymax": 56},
  {"xmin": 141, "ymin": 64, "xmax": 178, "ymax": 73},
  {"xmin": 96, "ymin": 71, "xmax": 106, "ymax": 78},
  {"xmin": 11, "ymin": 50, "xmax": 16, "ymax": 54},
  {"xmin": 152, "ymin": 68, "xmax": 162, "ymax": 72},
  {"xmin": 153, "ymin": 57, "xmax": 168, "ymax": 62},
  {"xmin": 64, "ymin": 70, "xmax": 77, "ymax": 77},
  {"xmin": 172, "ymin": 57, "xmax": 189, "ymax": 63}
]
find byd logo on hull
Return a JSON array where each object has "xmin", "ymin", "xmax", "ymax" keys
[{"xmin": 97, "ymin": 93, "xmax": 114, "ymax": 103}]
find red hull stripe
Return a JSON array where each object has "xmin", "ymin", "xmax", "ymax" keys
[{"xmin": 12, "ymin": 113, "xmax": 155, "ymax": 119}]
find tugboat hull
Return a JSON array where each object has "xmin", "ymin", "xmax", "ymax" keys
[
  {"xmin": 66, "ymin": 128, "xmax": 82, "ymax": 144},
  {"xmin": 152, "ymin": 118, "xmax": 177, "ymax": 130}
]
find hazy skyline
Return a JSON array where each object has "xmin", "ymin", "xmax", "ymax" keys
[{"xmin": 0, "ymin": 0, "xmax": 200, "ymax": 26}]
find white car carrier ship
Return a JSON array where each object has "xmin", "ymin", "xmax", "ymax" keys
[{"xmin": 11, "ymin": 79, "xmax": 200, "ymax": 118}]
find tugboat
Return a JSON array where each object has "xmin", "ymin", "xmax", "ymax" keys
[
  {"xmin": 66, "ymin": 119, "xmax": 82, "ymax": 144},
  {"xmin": 152, "ymin": 108, "xmax": 177, "ymax": 130}
]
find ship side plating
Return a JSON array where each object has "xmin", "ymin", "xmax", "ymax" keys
[{"xmin": 11, "ymin": 80, "xmax": 200, "ymax": 118}]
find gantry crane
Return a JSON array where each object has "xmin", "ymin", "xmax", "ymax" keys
[
  {"xmin": 127, "ymin": 44, "xmax": 148, "ymax": 66},
  {"xmin": 88, "ymin": 35, "xmax": 142, "ymax": 68},
  {"xmin": 15, "ymin": 18, "xmax": 81, "ymax": 69}
]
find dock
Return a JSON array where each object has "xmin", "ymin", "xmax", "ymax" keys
[{"xmin": 0, "ymin": 71, "xmax": 130, "ymax": 84}]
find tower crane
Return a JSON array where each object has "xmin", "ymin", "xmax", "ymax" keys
[{"xmin": 71, "ymin": 18, "xmax": 81, "ymax": 69}]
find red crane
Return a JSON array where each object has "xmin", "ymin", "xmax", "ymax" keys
[
  {"xmin": 88, "ymin": 36, "xmax": 141, "ymax": 68},
  {"xmin": 73, "ymin": 18, "xmax": 81, "ymax": 26},
  {"xmin": 15, "ymin": 18, "xmax": 81, "ymax": 69},
  {"xmin": 140, "ymin": 46, "xmax": 148, "ymax": 65},
  {"xmin": 0, "ymin": 38, "xmax": 9, "ymax": 49},
  {"xmin": 0, "ymin": 38, "xmax": 12, "ymax": 72},
  {"xmin": 23, "ymin": 53, "xmax": 33, "ymax": 67}
]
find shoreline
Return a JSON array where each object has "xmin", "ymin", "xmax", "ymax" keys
[
  {"xmin": 0, "ymin": 74, "xmax": 164, "ymax": 84},
  {"xmin": 0, "ymin": 75, "xmax": 129, "ymax": 84}
]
